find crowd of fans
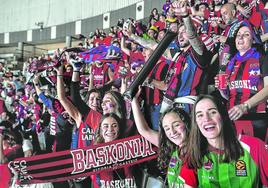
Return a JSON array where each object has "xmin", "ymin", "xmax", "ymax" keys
[{"xmin": 1, "ymin": 0, "xmax": 268, "ymax": 187}]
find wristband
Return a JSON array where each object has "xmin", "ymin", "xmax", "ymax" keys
[
  {"xmin": 57, "ymin": 75, "xmax": 63, "ymax": 77},
  {"xmin": 181, "ymin": 14, "xmax": 189, "ymax": 18}
]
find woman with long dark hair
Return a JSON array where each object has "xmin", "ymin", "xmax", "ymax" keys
[
  {"xmin": 131, "ymin": 91, "xmax": 191, "ymax": 187},
  {"xmin": 180, "ymin": 95, "xmax": 268, "ymax": 187},
  {"xmin": 94, "ymin": 113, "xmax": 123, "ymax": 144},
  {"xmin": 102, "ymin": 90, "xmax": 136, "ymax": 136},
  {"xmin": 215, "ymin": 23, "xmax": 268, "ymax": 141},
  {"xmin": 93, "ymin": 113, "xmax": 136, "ymax": 188}
]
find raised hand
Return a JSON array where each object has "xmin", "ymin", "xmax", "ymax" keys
[
  {"xmin": 172, "ymin": 0, "xmax": 189, "ymax": 17},
  {"xmin": 69, "ymin": 57, "xmax": 83, "ymax": 72},
  {"xmin": 122, "ymin": 19, "xmax": 134, "ymax": 37}
]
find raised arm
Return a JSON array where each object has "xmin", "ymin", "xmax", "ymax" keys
[
  {"xmin": 88, "ymin": 65, "xmax": 94, "ymax": 91},
  {"xmin": 69, "ymin": 56, "xmax": 90, "ymax": 116},
  {"xmin": 123, "ymin": 21, "xmax": 158, "ymax": 50},
  {"xmin": 55, "ymin": 66, "xmax": 82, "ymax": 127},
  {"xmin": 32, "ymin": 74, "xmax": 42, "ymax": 96},
  {"xmin": 131, "ymin": 90, "xmax": 159, "ymax": 147},
  {"xmin": 173, "ymin": 0, "xmax": 205, "ymax": 55},
  {"xmin": 120, "ymin": 36, "xmax": 131, "ymax": 56},
  {"xmin": 129, "ymin": 33, "xmax": 158, "ymax": 50},
  {"xmin": 107, "ymin": 67, "xmax": 114, "ymax": 83}
]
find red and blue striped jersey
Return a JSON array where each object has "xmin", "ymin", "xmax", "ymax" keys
[
  {"xmin": 165, "ymin": 47, "xmax": 211, "ymax": 100},
  {"xmin": 92, "ymin": 64, "xmax": 110, "ymax": 87},
  {"xmin": 225, "ymin": 48, "xmax": 268, "ymax": 112},
  {"xmin": 144, "ymin": 60, "xmax": 168, "ymax": 105}
]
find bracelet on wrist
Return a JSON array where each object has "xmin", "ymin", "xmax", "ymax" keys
[
  {"xmin": 73, "ymin": 70, "xmax": 80, "ymax": 72},
  {"xmin": 57, "ymin": 75, "xmax": 63, "ymax": 77},
  {"xmin": 241, "ymin": 103, "xmax": 250, "ymax": 112},
  {"xmin": 244, "ymin": 103, "xmax": 250, "ymax": 110}
]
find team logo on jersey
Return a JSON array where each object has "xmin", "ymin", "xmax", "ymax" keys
[
  {"xmin": 248, "ymin": 64, "xmax": 261, "ymax": 86},
  {"xmin": 169, "ymin": 156, "xmax": 177, "ymax": 168},
  {"xmin": 204, "ymin": 159, "xmax": 213, "ymax": 170},
  {"xmin": 235, "ymin": 160, "xmax": 247, "ymax": 176}
]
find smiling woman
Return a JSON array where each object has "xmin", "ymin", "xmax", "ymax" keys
[
  {"xmin": 131, "ymin": 88, "xmax": 191, "ymax": 187},
  {"xmin": 179, "ymin": 94, "xmax": 268, "ymax": 188},
  {"xmin": 94, "ymin": 113, "xmax": 123, "ymax": 144},
  {"xmin": 93, "ymin": 113, "xmax": 137, "ymax": 187},
  {"xmin": 215, "ymin": 22, "xmax": 268, "ymax": 141}
]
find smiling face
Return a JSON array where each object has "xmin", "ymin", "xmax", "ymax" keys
[
  {"xmin": 177, "ymin": 25, "xmax": 190, "ymax": 48},
  {"xmin": 100, "ymin": 116, "xmax": 119, "ymax": 142},
  {"xmin": 162, "ymin": 112, "xmax": 187, "ymax": 147},
  {"xmin": 88, "ymin": 92, "xmax": 101, "ymax": 111},
  {"xmin": 195, "ymin": 98, "xmax": 223, "ymax": 145},
  {"xmin": 101, "ymin": 93, "xmax": 117, "ymax": 114},
  {"xmin": 235, "ymin": 26, "xmax": 253, "ymax": 55}
]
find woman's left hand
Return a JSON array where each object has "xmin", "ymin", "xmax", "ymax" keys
[{"xmin": 228, "ymin": 104, "xmax": 247, "ymax": 121}]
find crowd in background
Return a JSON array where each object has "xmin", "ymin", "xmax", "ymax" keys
[{"xmin": 1, "ymin": 0, "xmax": 268, "ymax": 187}]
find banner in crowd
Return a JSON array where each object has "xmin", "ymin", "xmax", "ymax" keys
[
  {"xmin": 80, "ymin": 45, "xmax": 121, "ymax": 63},
  {"xmin": 8, "ymin": 135, "xmax": 157, "ymax": 184}
]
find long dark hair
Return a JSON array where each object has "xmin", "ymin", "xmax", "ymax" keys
[
  {"xmin": 94, "ymin": 113, "xmax": 123, "ymax": 144},
  {"xmin": 85, "ymin": 88, "xmax": 102, "ymax": 112},
  {"xmin": 158, "ymin": 105, "xmax": 191, "ymax": 172},
  {"xmin": 186, "ymin": 95, "xmax": 243, "ymax": 168},
  {"xmin": 228, "ymin": 21, "xmax": 265, "ymax": 58}
]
